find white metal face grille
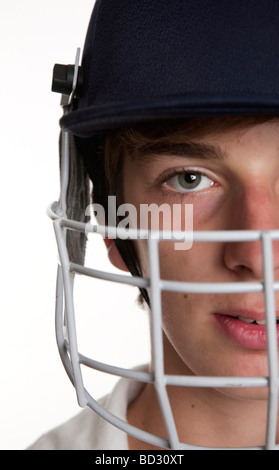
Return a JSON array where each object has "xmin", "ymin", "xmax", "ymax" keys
[{"xmin": 48, "ymin": 201, "xmax": 279, "ymax": 450}]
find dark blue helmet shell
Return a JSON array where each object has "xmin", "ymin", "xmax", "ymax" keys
[{"xmin": 61, "ymin": 0, "xmax": 279, "ymax": 137}]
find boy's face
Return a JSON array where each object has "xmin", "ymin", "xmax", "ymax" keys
[{"xmin": 122, "ymin": 120, "xmax": 279, "ymax": 396}]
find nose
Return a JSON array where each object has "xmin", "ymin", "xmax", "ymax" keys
[{"xmin": 223, "ymin": 186, "xmax": 279, "ymax": 280}]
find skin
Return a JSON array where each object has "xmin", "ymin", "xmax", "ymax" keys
[{"xmin": 107, "ymin": 120, "xmax": 279, "ymax": 448}]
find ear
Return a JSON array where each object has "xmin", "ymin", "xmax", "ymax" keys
[{"xmin": 103, "ymin": 238, "xmax": 130, "ymax": 272}]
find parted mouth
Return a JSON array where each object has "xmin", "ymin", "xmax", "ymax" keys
[
  {"xmin": 232, "ymin": 316, "xmax": 279, "ymax": 325},
  {"xmin": 215, "ymin": 309, "xmax": 279, "ymax": 326},
  {"xmin": 214, "ymin": 310, "xmax": 279, "ymax": 349}
]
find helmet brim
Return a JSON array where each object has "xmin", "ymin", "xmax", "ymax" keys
[{"xmin": 61, "ymin": 94, "xmax": 279, "ymax": 138}]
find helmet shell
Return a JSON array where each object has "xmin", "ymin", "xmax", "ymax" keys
[{"xmin": 61, "ymin": 0, "xmax": 279, "ymax": 137}]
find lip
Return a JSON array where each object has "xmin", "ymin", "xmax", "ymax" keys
[{"xmin": 214, "ymin": 310, "xmax": 279, "ymax": 350}]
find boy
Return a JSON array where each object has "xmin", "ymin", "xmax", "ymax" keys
[{"xmin": 30, "ymin": 0, "xmax": 279, "ymax": 450}]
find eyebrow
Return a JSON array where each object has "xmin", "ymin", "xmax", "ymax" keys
[{"xmin": 133, "ymin": 141, "xmax": 227, "ymax": 163}]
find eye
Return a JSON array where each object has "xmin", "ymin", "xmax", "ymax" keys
[{"xmin": 164, "ymin": 170, "xmax": 214, "ymax": 193}]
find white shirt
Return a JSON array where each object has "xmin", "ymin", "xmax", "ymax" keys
[{"xmin": 28, "ymin": 374, "xmax": 145, "ymax": 450}]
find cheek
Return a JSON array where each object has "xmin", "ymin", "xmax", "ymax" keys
[
  {"xmin": 161, "ymin": 290, "xmax": 270, "ymax": 384},
  {"xmin": 191, "ymin": 189, "xmax": 226, "ymax": 228},
  {"xmin": 159, "ymin": 239, "xmax": 222, "ymax": 284},
  {"xmin": 134, "ymin": 238, "xmax": 219, "ymax": 284},
  {"xmin": 160, "ymin": 290, "xmax": 217, "ymax": 377}
]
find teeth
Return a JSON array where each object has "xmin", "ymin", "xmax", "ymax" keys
[
  {"xmin": 237, "ymin": 317, "xmax": 279, "ymax": 325},
  {"xmin": 238, "ymin": 316, "xmax": 255, "ymax": 324}
]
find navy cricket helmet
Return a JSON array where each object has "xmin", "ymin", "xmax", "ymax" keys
[{"xmin": 55, "ymin": 0, "xmax": 279, "ymax": 138}]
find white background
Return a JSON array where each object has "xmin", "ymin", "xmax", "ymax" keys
[{"xmin": 0, "ymin": 0, "xmax": 150, "ymax": 450}]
